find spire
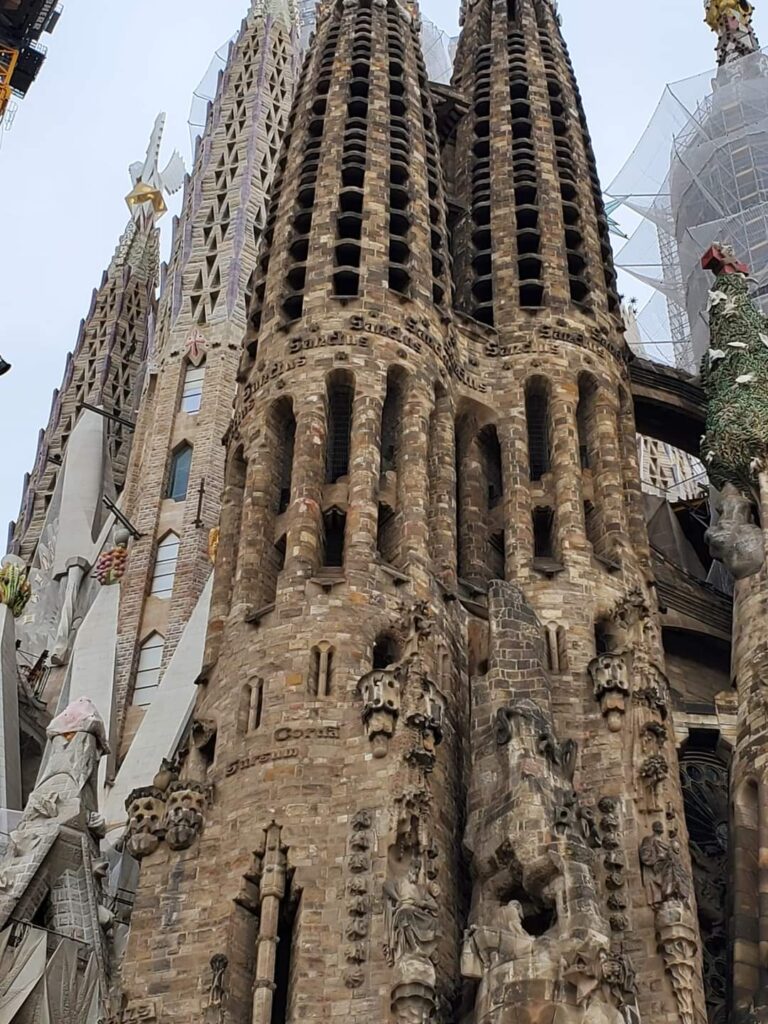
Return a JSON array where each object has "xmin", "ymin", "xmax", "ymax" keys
[
  {"xmin": 705, "ymin": 0, "xmax": 760, "ymax": 65},
  {"xmin": 125, "ymin": 112, "xmax": 186, "ymax": 222}
]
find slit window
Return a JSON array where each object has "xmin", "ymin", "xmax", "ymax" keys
[
  {"xmin": 133, "ymin": 633, "xmax": 165, "ymax": 707},
  {"xmin": 533, "ymin": 507, "xmax": 555, "ymax": 560},
  {"xmin": 180, "ymin": 363, "xmax": 206, "ymax": 414},
  {"xmin": 150, "ymin": 533, "xmax": 180, "ymax": 599},
  {"xmin": 167, "ymin": 445, "xmax": 193, "ymax": 502},
  {"xmin": 326, "ymin": 375, "xmax": 354, "ymax": 483},
  {"xmin": 525, "ymin": 381, "xmax": 550, "ymax": 481}
]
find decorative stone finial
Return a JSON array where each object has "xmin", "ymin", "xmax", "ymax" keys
[
  {"xmin": 0, "ymin": 555, "xmax": 31, "ymax": 617},
  {"xmin": 705, "ymin": 0, "xmax": 760, "ymax": 65},
  {"xmin": 125, "ymin": 113, "xmax": 186, "ymax": 222}
]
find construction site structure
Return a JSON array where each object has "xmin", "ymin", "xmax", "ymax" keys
[{"xmin": 0, "ymin": 0, "xmax": 62, "ymax": 125}]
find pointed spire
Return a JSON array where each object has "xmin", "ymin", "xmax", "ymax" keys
[
  {"xmin": 705, "ymin": 0, "xmax": 760, "ymax": 65},
  {"xmin": 125, "ymin": 112, "xmax": 186, "ymax": 222}
]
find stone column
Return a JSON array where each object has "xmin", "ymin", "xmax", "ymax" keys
[
  {"xmin": 618, "ymin": 388, "xmax": 651, "ymax": 565},
  {"xmin": 549, "ymin": 383, "xmax": 584, "ymax": 562},
  {"xmin": 252, "ymin": 824, "xmax": 287, "ymax": 1024},
  {"xmin": 398, "ymin": 379, "xmax": 431, "ymax": 571},
  {"xmin": 286, "ymin": 392, "xmax": 327, "ymax": 577},
  {"xmin": 428, "ymin": 389, "xmax": 457, "ymax": 591},
  {"xmin": 345, "ymin": 388, "xmax": 383, "ymax": 573},
  {"xmin": 232, "ymin": 444, "xmax": 276, "ymax": 613},
  {"xmin": 499, "ymin": 411, "xmax": 533, "ymax": 580},
  {"xmin": 591, "ymin": 393, "xmax": 628, "ymax": 553},
  {"xmin": 457, "ymin": 428, "xmax": 488, "ymax": 586}
]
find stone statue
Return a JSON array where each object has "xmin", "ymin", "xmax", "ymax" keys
[
  {"xmin": 461, "ymin": 899, "xmax": 534, "ymax": 977},
  {"xmin": 383, "ymin": 863, "xmax": 439, "ymax": 967},
  {"xmin": 640, "ymin": 822, "xmax": 692, "ymax": 909},
  {"xmin": 706, "ymin": 484, "xmax": 764, "ymax": 579},
  {"xmin": 384, "ymin": 864, "xmax": 439, "ymax": 1024}
]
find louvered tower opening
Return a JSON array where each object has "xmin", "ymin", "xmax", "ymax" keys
[
  {"xmin": 534, "ymin": 4, "xmax": 591, "ymax": 309},
  {"xmin": 507, "ymin": 0, "xmax": 544, "ymax": 308},
  {"xmin": 387, "ymin": 3, "xmax": 413, "ymax": 297},
  {"xmin": 334, "ymin": 1, "xmax": 372, "ymax": 298},
  {"xmin": 469, "ymin": 39, "xmax": 494, "ymax": 325}
]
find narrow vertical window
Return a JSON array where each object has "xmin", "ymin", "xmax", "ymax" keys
[
  {"xmin": 150, "ymin": 533, "xmax": 180, "ymax": 598},
  {"xmin": 180, "ymin": 363, "xmax": 206, "ymax": 414},
  {"xmin": 167, "ymin": 444, "xmax": 193, "ymax": 501},
  {"xmin": 133, "ymin": 633, "xmax": 165, "ymax": 707},
  {"xmin": 309, "ymin": 643, "xmax": 333, "ymax": 698},
  {"xmin": 326, "ymin": 372, "xmax": 354, "ymax": 483},
  {"xmin": 525, "ymin": 378, "xmax": 551, "ymax": 481},
  {"xmin": 323, "ymin": 508, "xmax": 346, "ymax": 568},
  {"xmin": 533, "ymin": 507, "xmax": 555, "ymax": 560}
]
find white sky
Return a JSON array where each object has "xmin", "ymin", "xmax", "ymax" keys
[{"xmin": 0, "ymin": 0, "xmax": 737, "ymax": 540}]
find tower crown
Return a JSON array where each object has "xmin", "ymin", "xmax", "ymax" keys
[{"xmin": 705, "ymin": 0, "xmax": 760, "ymax": 64}]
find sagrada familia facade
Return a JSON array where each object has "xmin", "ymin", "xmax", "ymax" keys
[{"xmin": 1, "ymin": 1, "xmax": 767, "ymax": 1023}]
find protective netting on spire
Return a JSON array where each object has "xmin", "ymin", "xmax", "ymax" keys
[
  {"xmin": 608, "ymin": 48, "xmax": 768, "ymax": 373},
  {"xmin": 189, "ymin": 8, "xmax": 457, "ymax": 148}
]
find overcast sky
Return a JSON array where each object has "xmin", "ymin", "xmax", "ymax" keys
[{"xmin": 0, "ymin": 0, "xmax": 737, "ymax": 541}]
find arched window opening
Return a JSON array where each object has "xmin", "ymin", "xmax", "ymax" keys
[
  {"xmin": 373, "ymin": 634, "xmax": 401, "ymax": 670},
  {"xmin": 576, "ymin": 374, "xmax": 598, "ymax": 470},
  {"xmin": 733, "ymin": 776, "xmax": 759, "ymax": 1015},
  {"xmin": 271, "ymin": 398, "xmax": 296, "ymax": 515},
  {"xmin": 525, "ymin": 378, "xmax": 551, "ymax": 481},
  {"xmin": 180, "ymin": 362, "xmax": 206, "ymax": 414},
  {"xmin": 679, "ymin": 735, "xmax": 730, "ymax": 1024},
  {"xmin": 271, "ymin": 891, "xmax": 301, "ymax": 1023},
  {"xmin": 309, "ymin": 643, "xmax": 334, "ymax": 698},
  {"xmin": 479, "ymin": 424, "xmax": 503, "ymax": 510},
  {"xmin": 323, "ymin": 508, "xmax": 346, "ymax": 568},
  {"xmin": 326, "ymin": 372, "xmax": 354, "ymax": 483},
  {"xmin": 150, "ymin": 533, "xmax": 180, "ymax": 599},
  {"xmin": 133, "ymin": 633, "xmax": 165, "ymax": 707},
  {"xmin": 594, "ymin": 619, "xmax": 613, "ymax": 655},
  {"xmin": 377, "ymin": 502, "xmax": 398, "ymax": 565},
  {"xmin": 489, "ymin": 530, "xmax": 505, "ymax": 580},
  {"xmin": 584, "ymin": 501, "xmax": 601, "ymax": 551},
  {"xmin": 532, "ymin": 506, "xmax": 555, "ymax": 561},
  {"xmin": 167, "ymin": 444, "xmax": 193, "ymax": 502},
  {"xmin": 381, "ymin": 368, "xmax": 407, "ymax": 474},
  {"xmin": 239, "ymin": 679, "xmax": 265, "ymax": 734}
]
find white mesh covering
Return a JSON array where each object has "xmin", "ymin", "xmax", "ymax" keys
[
  {"xmin": 609, "ymin": 48, "xmax": 768, "ymax": 373},
  {"xmin": 189, "ymin": 8, "xmax": 457, "ymax": 147}
]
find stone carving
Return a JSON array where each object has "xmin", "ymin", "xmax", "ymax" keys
[
  {"xmin": 125, "ymin": 786, "xmax": 166, "ymax": 860},
  {"xmin": 357, "ymin": 668, "xmax": 401, "ymax": 757},
  {"xmin": 706, "ymin": 483, "xmax": 764, "ymax": 580},
  {"xmin": 402, "ymin": 655, "xmax": 445, "ymax": 772},
  {"xmin": 163, "ymin": 780, "xmax": 207, "ymax": 851},
  {"xmin": 639, "ymin": 755, "xmax": 670, "ymax": 812},
  {"xmin": 384, "ymin": 863, "xmax": 439, "ymax": 1023},
  {"xmin": 598, "ymin": 797, "xmax": 629, "ymax": 936},
  {"xmin": 461, "ymin": 899, "xmax": 534, "ymax": 977},
  {"xmin": 640, "ymin": 822, "xmax": 691, "ymax": 908},
  {"xmin": 700, "ymin": 245, "xmax": 768, "ymax": 577},
  {"xmin": 206, "ymin": 953, "xmax": 228, "ymax": 1007},
  {"xmin": 0, "ymin": 554, "xmax": 31, "ymax": 617},
  {"xmin": 656, "ymin": 899, "xmax": 699, "ymax": 1024},
  {"xmin": 589, "ymin": 653, "xmax": 631, "ymax": 731},
  {"xmin": 343, "ymin": 809, "xmax": 375, "ymax": 990},
  {"xmin": 495, "ymin": 698, "xmax": 577, "ymax": 781},
  {"xmin": 93, "ymin": 527, "xmax": 130, "ymax": 585}
]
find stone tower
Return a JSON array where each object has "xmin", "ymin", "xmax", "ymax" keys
[
  {"xmin": 96, "ymin": 0, "xmax": 300, "ymax": 837},
  {"xmin": 116, "ymin": 3, "xmax": 708, "ymax": 1024}
]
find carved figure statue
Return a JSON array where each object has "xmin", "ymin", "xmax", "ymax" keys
[
  {"xmin": 383, "ymin": 864, "xmax": 439, "ymax": 967},
  {"xmin": 706, "ymin": 484, "xmax": 764, "ymax": 579},
  {"xmin": 589, "ymin": 653, "xmax": 631, "ymax": 731},
  {"xmin": 640, "ymin": 822, "xmax": 692, "ymax": 908},
  {"xmin": 461, "ymin": 899, "xmax": 534, "ymax": 978}
]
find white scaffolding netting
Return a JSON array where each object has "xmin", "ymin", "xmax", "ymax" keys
[
  {"xmin": 608, "ymin": 48, "xmax": 768, "ymax": 374},
  {"xmin": 189, "ymin": 9, "xmax": 457, "ymax": 147}
]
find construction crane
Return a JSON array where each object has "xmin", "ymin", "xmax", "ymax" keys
[{"xmin": 0, "ymin": 0, "xmax": 61, "ymax": 128}]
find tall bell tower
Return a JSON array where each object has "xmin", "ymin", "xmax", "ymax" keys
[{"xmin": 116, "ymin": 3, "xmax": 709, "ymax": 1023}]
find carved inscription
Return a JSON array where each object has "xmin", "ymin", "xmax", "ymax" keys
[
  {"xmin": 122, "ymin": 1002, "xmax": 157, "ymax": 1023},
  {"xmin": 485, "ymin": 322, "xmax": 627, "ymax": 363},
  {"xmin": 225, "ymin": 748, "xmax": 299, "ymax": 776},
  {"xmin": 274, "ymin": 724, "xmax": 341, "ymax": 742}
]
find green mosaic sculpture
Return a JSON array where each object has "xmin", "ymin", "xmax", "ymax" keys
[
  {"xmin": 701, "ymin": 244, "xmax": 767, "ymax": 578},
  {"xmin": 0, "ymin": 556, "xmax": 32, "ymax": 618}
]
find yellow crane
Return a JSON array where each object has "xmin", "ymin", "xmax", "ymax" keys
[{"xmin": 0, "ymin": 46, "xmax": 18, "ymax": 125}]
